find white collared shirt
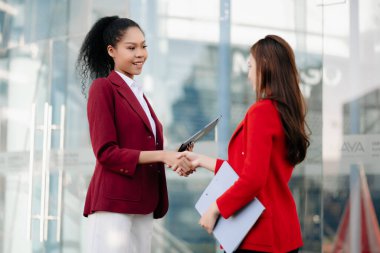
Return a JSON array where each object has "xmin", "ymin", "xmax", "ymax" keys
[{"xmin": 115, "ymin": 71, "xmax": 156, "ymax": 140}]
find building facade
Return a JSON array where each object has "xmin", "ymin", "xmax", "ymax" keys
[{"xmin": 0, "ymin": 0, "xmax": 379, "ymax": 252}]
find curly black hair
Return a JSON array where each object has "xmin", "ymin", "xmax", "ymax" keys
[{"xmin": 76, "ymin": 16, "xmax": 143, "ymax": 96}]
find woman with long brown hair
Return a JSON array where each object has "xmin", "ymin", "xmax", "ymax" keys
[{"xmin": 179, "ymin": 35, "xmax": 310, "ymax": 252}]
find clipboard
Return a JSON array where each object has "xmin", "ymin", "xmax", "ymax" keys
[
  {"xmin": 177, "ymin": 115, "xmax": 221, "ymax": 152},
  {"xmin": 195, "ymin": 162, "xmax": 265, "ymax": 253}
]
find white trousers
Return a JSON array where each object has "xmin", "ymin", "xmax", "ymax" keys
[{"xmin": 87, "ymin": 211, "xmax": 154, "ymax": 253}]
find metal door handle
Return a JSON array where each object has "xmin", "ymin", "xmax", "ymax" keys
[
  {"xmin": 27, "ymin": 104, "xmax": 36, "ymax": 240},
  {"xmin": 43, "ymin": 105, "xmax": 53, "ymax": 241},
  {"xmin": 45, "ymin": 105, "xmax": 65, "ymax": 242},
  {"xmin": 28, "ymin": 103, "xmax": 66, "ymax": 242},
  {"xmin": 56, "ymin": 105, "xmax": 65, "ymax": 242},
  {"xmin": 40, "ymin": 103, "xmax": 49, "ymax": 242}
]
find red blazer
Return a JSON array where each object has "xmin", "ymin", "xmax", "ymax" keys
[
  {"xmin": 215, "ymin": 99, "xmax": 303, "ymax": 252},
  {"xmin": 83, "ymin": 71, "xmax": 168, "ymax": 219}
]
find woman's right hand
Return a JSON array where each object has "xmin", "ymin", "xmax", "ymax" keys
[
  {"xmin": 177, "ymin": 151, "xmax": 202, "ymax": 169},
  {"xmin": 177, "ymin": 151, "xmax": 217, "ymax": 173},
  {"xmin": 163, "ymin": 151, "xmax": 195, "ymax": 176},
  {"xmin": 175, "ymin": 151, "xmax": 204, "ymax": 176}
]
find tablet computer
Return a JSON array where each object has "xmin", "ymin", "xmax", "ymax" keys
[
  {"xmin": 177, "ymin": 115, "xmax": 221, "ymax": 152},
  {"xmin": 195, "ymin": 162, "xmax": 265, "ymax": 253}
]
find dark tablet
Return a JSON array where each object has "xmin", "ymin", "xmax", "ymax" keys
[{"xmin": 177, "ymin": 115, "xmax": 221, "ymax": 152}]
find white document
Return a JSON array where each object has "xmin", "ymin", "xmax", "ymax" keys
[{"xmin": 195, "ymin": 162, "xmax": 265, "ymax": 253}]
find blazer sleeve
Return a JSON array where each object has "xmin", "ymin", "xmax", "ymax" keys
[
  {"xmin": 87, "ymin": 78, "xmax": 141, "ymax": 176},
  {"xmin": 216, "ymin": 103, "xmax": 275, "ymax": 219}
]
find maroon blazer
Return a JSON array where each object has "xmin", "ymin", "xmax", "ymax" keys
[
  {"xmin": 215, "ymin": 100, "xmax": 302, "ymax": 252},
  {"xmin": 83, "ymin": 71, "xmax": 168, "ymax": 219}
]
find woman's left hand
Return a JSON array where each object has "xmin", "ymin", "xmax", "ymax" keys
[
  {"xmin": 199, "ymin": 201, "xmax": 220, "ymax": 234},
  {"xmin": 186, "ymin": 142, "xmax": 194, "ymax": 152}
]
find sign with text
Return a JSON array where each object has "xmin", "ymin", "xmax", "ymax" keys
[{"xmin": 341, "ymin": 135, "xmax": 380, "ymax": 163}]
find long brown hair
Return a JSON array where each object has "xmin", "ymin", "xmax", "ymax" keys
[{"xmin": 250, "ymin": 35, "xmax": 310, "ymax": 166}]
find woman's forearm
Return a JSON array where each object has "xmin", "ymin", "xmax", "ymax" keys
[
  {"xmin": 198, "ymin": 154, "xmax": 217, "ymax": 172},
  {"xmin": 138, "ymin": 150, "xmax": 165, "ymax": 164},
  {"xmin": 139, "ymin": 151, "xmax": 192, "ymax": 173}
]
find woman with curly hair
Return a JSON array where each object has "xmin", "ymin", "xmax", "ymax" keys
[{"xmin": 77, "ymin": 16, "xmax": 193, "ymax": 253}]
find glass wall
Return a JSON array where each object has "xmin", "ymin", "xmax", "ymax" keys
[
  {"xmin": 322, "ymin": 0, "xmax": 380, "ymax": 252},
  {"xmin": 0, "ymin": 0, "xmax": 379, "ymax": 253},
  {"xmin": 128, "ymin": 0, "xmax": 324, "ymax": 252}
]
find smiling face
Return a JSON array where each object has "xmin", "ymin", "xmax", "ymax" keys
[{"xmin": 107, "ymin": 26, "xmax": 147, "ymax": 79}]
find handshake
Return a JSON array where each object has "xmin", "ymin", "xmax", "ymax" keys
[
  {"xmin": 164, "ymin": 150, "xmax": 200, "ymax": 177},
  {"xmin": 163, "ymin": 144, "xmax": 204, "ymax": 177}
]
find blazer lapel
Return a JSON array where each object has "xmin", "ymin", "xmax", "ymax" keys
[
  {"xmin": 229, "ymin": 120, "xmax": 244, "ymax": 143},
  {"xmin": 144, "ymin": 95, "xmax": 163, "ymax": 145},
  {"xmin": 107, "ymin": 71, "xmax": 154, "ymax": 135}
]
